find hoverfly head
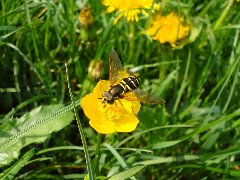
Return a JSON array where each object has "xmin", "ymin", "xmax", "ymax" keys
[{"xmin": 102, "ymin": 91, "xmax": 115, "ymax": 104}]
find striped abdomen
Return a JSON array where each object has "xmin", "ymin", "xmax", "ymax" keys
[
  {"xmin": 109, "ymin": 76, "xmax": 140, "ymax": 99},
  {"xmin": 119, "ymin": 76, "xmax": 140, "ymax": 92}
]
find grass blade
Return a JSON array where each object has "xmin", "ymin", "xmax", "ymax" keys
[{"xmin": 65, "ymin": 63, "xmax": 94, "ymax": 180}]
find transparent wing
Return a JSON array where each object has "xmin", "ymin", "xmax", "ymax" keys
[
  {"xmin": 131, "ymin": 89, "xmax": 166, "ymax": 104},
  {"xmin": 109, "ymin": 49, "xmax": 123, "ymax": 86}
]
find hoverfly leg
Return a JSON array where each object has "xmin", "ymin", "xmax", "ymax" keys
[
  {"xmin": 98, "ymin": 97, "xmax": 106, "ymax": 108},
  {"xmin": 102, "ymin": 101, "xmax": 106, "ymax": 108},
  {"xmin": 114, "ymin": 101, "xmax": 118, "ymax": 107},
  {"xmin": 131, "ymin": 106, "xmax": 137, "ymax": 115},
  {"xmin": 118, "ymin": 95, "xmax": 136, "ymax": 115},
  {"xmin": 116, "ymin": 98, "xmax": 124, "ymax": 109}
]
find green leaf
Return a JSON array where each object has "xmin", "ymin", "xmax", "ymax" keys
[
  {"xmin": 0, "ymin": 104, "xmax": 74, "ymax": 167},
  {"xmin": 104, "ymin": 143, "xmax": 127, "ymax": 169},
  {"xmin": 108, "ymin": 165, "xmax": 145, "ymax": 180},
  {"xmin": 152, "ymin": 140, "xmax": 181, "ymax": 149},
  {"xmin": 0, "ymin": 148, "xmax": 35, "ymax": 180},
  {"xmin": 135, "ymin": 155, "xmax": 200, "ymax": 166}
]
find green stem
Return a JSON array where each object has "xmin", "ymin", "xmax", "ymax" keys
[
  {"xmin": 129, "ymin": 23, "xmax": 135, "ymax": 63},
  {"xmin": 23, "ymin": 0, "xmax": 39, "ymax": 59},
  {"xmin": 173, "ymin": 49, "xmax": 191, "ymax": 114},
  {"xmin": 213, "ymin": 0, "xmax": 234, "ymax": 30},
  {"xmin": 94, "ymin": 133, "xmax": 102, "ymax": 177},
  {"xmin": 23, "ymin": 0, "xmax": 31, "ymax": 23},
  {"xmin": 65, "ymin": 63, "xmax": 94, "ymax": 180}
]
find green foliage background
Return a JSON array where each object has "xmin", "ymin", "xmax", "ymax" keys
[{"xmin": 1, "ymin": 0, "xmax": 240, "ymax": 179}]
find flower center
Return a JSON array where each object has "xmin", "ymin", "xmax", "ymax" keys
[{"xmin": 97, "ymin": 100, "xmax": 124, "ymax": 121}]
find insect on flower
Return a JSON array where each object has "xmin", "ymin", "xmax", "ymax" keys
[{"xmin": 100, "ymin": 49, "xmax": 166, "ymax": 106}]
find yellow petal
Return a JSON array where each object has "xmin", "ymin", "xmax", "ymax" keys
[
  {"xmin": 120, "ymin": 97, "xmax": 141, "ymax": 115},
  {"xmin": 80, "ymin": 93, "xmax": 102, "ymax": 121},
  {"xmin": 80, "ymin": 80, "xmax": 108, "ymax": 121},
  {"xmin": 115, "ymin": 109, "xmax": 139, "ymax": 132},
  {"xmin": 92, "ymin": 80, "xmax": 110, "ymax": 99},
  {"xmin": 114, "ymin": 13, "xmax": 124, "ymax": 24},
  {"xmin": 89, "ymin": 117, "xmax": 116, "ymax": 134}
]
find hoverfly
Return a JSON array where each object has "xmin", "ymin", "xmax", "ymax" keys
[{"xmin": 101, "ymin": 49, "xmax": 166, "ymax": 105}]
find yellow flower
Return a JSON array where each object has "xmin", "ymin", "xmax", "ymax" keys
[
  {"xmin": 80, "ymin": 74, "xmax": 141, "ymax": 134},
  {"xmin": 102, "ymin": 0, "xmax": 156, "ymax": 24},
  {"xmin": 146, "ymin": 12, "xmax": 190, "ymax": 47}
]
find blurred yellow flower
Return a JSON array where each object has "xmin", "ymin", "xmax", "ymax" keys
[
  {"xmin": 146, "ymin": 12, "xmax": 190, "ymax": 47},
  {"xmin": 80, "ymin": 78, "xmax": 141, "ymax": 134},
  {"xmin": 102, "ymin": 0, "xmax": 157, "ymax": 24},
  {"xmin": 78, "ymin": 5, "xmax": 93, "ymax": 28},
  {"xmin": 88, "ymin": 60, "xmax": 103, "ymax": 80}
]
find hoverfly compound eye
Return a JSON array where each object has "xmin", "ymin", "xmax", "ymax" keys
[{"xmin": 102, "ymin": 91, "xmax": 108, "ymax": 97}]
